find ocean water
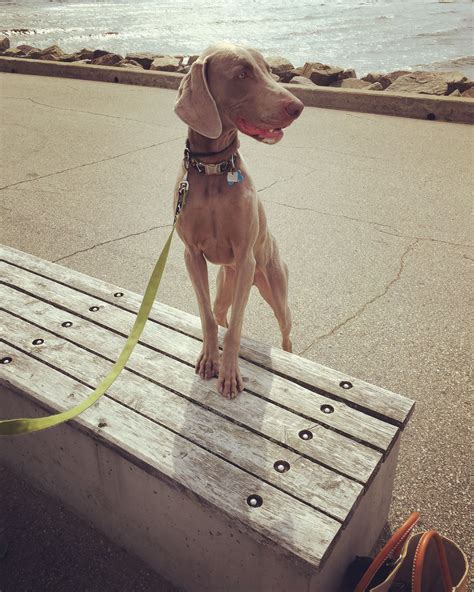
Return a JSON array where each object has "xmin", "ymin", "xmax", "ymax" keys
[{"xmin": 0, "ymin": 0, "xmax": 473, "ymax": 76}]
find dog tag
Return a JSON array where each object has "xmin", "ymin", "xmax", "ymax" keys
[{"xmin": 227, "ymin": 170, "xmax": 244, "ymax": 186}]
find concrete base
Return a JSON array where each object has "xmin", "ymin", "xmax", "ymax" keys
[
  {"xmin": 0, "ymin": 385, "xmax": 401, "ymax": 592},
  {"xmin": 0, "ymin": 56, "xmax": 472, "ymax": 123}
]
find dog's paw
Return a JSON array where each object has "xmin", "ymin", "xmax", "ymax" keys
[
  {"xmin": 195, "ymin": 347, "xmax": 220, "ymax": 380},
  {"xmin": 218, "ymin": 360, "xmax": 244, "ymax": 399}
]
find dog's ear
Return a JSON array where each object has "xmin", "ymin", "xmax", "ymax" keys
[{"xmin": 174, "ymin": 58, "xmax": 222, "ymax": 139}]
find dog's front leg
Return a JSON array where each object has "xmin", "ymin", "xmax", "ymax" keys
[
  {"xmin": 184, "ymin": 248, "xmax": 220, "ymax": 379},
  {"xmin": 219, "ymin": 254, "xmax": 256, "ymax": 399}
]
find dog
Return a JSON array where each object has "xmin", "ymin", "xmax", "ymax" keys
[{"xmin": 174, "ymin": 43, "xmax": 303, "ymax": 399}]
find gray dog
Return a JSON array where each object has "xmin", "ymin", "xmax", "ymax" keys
[{"xmin": 174, "ymin": 43, "xmax": 303, "ymax": 399}]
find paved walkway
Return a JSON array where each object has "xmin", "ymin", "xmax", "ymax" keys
[{"xmin": 1, "ymin": 72, "xmax": 472, "ymax": 589}]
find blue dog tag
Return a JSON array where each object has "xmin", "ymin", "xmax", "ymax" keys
[{"xmin": 227, "ymin": 170, "xmax": 244, "ymax": 186}]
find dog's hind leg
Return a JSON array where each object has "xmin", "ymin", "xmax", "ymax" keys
[
  {"xmin": 255, "ymin": 240, "xmax": 292, "ymax": 352},
  {"xmin": 213, "ymin": 265, "xmax": 235, "ymax": 328}
]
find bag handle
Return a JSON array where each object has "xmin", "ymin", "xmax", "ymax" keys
[
  {"xmin": 412, "ymin": 530, "xmax": 453, "ymax": 592},
  {"xmin": 354, "ymin": 512, "xmax": 420, "ymax": 592}
]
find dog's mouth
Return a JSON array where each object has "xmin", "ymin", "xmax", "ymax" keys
[{"xmin": 235, "ymin": 117, "xmax": 286, "ymax": 145}]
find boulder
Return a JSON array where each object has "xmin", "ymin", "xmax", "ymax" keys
[
  {"xmin": 266, "ymin": 56, "xmax": 294, "ymax": 78},
  {"xmin": 126, "ymin": 52, "xmax": 160, "ymax": 69},
  {"xmin": 150, "ymin": 55, "xmax": 182, "ymax": 72},
  {"xmin": 16, "ymin": 44, "xmax": 36, "ymax": 55},
  {"xmin": 92, "ymin": 48, "xmax": 110, "ymax": 59},
  {"xmin": 60, "ymin": 47, "xmax": 95, "ymax": 62},
  {"xmin": 368, "ymin": 82, "xmax": 383, "ymax": 91},
  {"xmin": 379, "ymin": 70, "xmax": 410, "ymax": 89},
  {"xmin": 331, "ymin": 78, "xmax": 372, "ymax": 89},
  {"xmin": 117, "ymin": 58, "xmax": 143, "ymax": 69},
  {"xmin": 386, "ymin": 71, "xmax": 466, "ymax": 95},
  {"xmin": 288, "ymin": 75, "xmax": 315, "ymax": 87},
  {"xmin": 290, "ymin": 66, "xmax": 304, "ymax": 77},
  {"xmin": 456, "ymin": 79, "xmax": 473, "ymax": 93},
  {"xmin": 449, "ymin": 89, "xmax": 462, "ymax": 97},
  {"xmin": 187, "ymin": 54, "xmax": 199, "ymax": 66},
  {"xmin": 461, "ymin": 87, "xmax": 474, "ymax": 98},
  {"xmin": 2, "ymin": 48, "xmax": 24, "ymax": 57},
  {"xmin": 341, "ymin": 68, "xmax": 356, "ymax": 79},
  {"xmin": 0, "ymin": 35, "xmax": 9, "ymax": 52},
  {"xmin": 92, "ymin": 52, "xmax": 123, "ymax": 66},
  {"xmin": 362, "ymin": 72, "xmax": 384, "ymax": 84},
  {"xmin": 38, "ymin": 44, "xmax": 66, "ymax": 61},
  {"xmin": 301, "ymin": 62, "xmax": 344, "ymax": 86}
]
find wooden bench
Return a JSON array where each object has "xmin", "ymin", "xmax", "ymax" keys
[{"xmin": 0, "ymin": 245, "xmax": 414, "ymax": 592}]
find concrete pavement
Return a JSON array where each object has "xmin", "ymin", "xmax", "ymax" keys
[{"xmin": 1, "ymin": 72, "xmax": 472, "ymax": 587}]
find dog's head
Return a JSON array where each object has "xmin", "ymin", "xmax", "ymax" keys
[{"xmin": 175, "ymin": 44, "xmax": 303, "ymax": 143}]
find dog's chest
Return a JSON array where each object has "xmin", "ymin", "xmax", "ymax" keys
[{"xmin": 177, "ymin": 178, "xmax": 255, "ymax": 265}]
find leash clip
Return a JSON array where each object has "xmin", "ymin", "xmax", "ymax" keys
[{"xmin": 174, "ymin": 178, "xmax": 189, "ymax": 222}]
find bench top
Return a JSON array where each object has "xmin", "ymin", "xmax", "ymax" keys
[{"xmin": 0, "ymin": 245, "xmax": 414, "ymax": 570}]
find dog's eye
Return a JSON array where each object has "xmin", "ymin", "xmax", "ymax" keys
[{"xmin": 238, "ymin": 71, "xmax": 247, "ymax": 80}]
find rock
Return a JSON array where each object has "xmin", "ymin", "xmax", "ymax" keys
[
  {"xmin": 449, "ymin": 89, "xmax": 462, "ymax": 97},
  {"xmin": 456, "ymin": 79, "xmax": 473, "ymax": 93},
  {"xmin": 0, "ymin": 35, "xmax": 10, "ymax": 52},
  {"xmin": 59, "ymin": 47, "xmax": 94, "ymax": 62},
  {"xmin": 288, "ymin": 75, "xmax": 315, "ymax": 87},
  {"xmin": 16, "ymin": 44, "xmax": 36, "ymax": 55},
  {"xmin": 290, "ymin": 66, "xmax": 304, "ymax": 77},
  {"xmin": 362, "ymin": 72, "xmax": 384, "ymax": 84},
  {"xmin": 266, "ymin": 56, "xmax": 294, "ymax": 78},
  {"xmin": 341, "ymin": 68, "xmax": 356, "ymax": 79},
  {"xmin": 42, "ymin": 44, "xmax": 66, "ymax": 60},
  {"xmin": 379, "ymin": 70, "xmax": 410, "ymax": 89},
  {"xmin": 187, "ymin": 55, "xmax": 199, "ymax": 66},
  {"xmin": 386, "ymin": 71, "xmax": 466, "ymax": 95},
  {"xmin": 92, "ymin": 52, "xmax": 123, "ymax": 66},
  {"xmin": 117, "ymin": 58, "xmax": 143, "ymax": 69},
  {"xmin": 2, "ymin": 48, "xmax": 24, "ymax": 57},
  {"xmin": 125, "ymin": 52, "xmax": 160, "ymax": 69},
  {"xmin": 92, "ymin": 48, "xmax": 110, "ymax": 59},
  {"xmin": 301, "ymin": 62, "xmax": 344, "ymax": 86},
  {"xmin": 331, "ymin": 78, "xmax": 372, "ymax": 89},
  {"xmin": 368, "ymin": 82, "xmax": 383, "ymax": 91},
  {"xmin": 150, "ymin": 55, "xmax": 182, "ymax": 72},
  {"xmin": 461, "ymin": 87, "xmax": 474, "ymax": 98}
]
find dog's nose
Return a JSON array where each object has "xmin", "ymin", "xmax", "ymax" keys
[{"xmin": 285, "ymin": 99, "xmax": 304, "ymax": 119}]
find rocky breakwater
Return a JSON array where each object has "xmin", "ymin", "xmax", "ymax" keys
[
  {"xmin": 0, "ymin": 36, "xmax": 191, "ymax": 73},
  {"xmin": 0, "ymin": 36, "xmax": 473, "ymax": 99},
  {"xmin": 267, "ymin": 55, "xmax": 474, "ymax": 98}
]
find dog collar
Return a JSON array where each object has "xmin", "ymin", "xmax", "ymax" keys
[{"xmin": 184, "ymin": 140, "xmax": 238, "ymax": 176}]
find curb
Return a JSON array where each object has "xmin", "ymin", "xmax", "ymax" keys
[{"xmin": 1, "ymin": 57, "xmax": 473, "ymax": 124}]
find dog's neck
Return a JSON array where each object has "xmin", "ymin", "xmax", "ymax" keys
[{"xmin": 187, "ymin": 128, "xmax": 239, "ymax": 162}]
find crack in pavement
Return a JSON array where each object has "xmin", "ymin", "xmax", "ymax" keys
[
  {"xmin": 262, "ymin": 198, "xmax": 473, "ymax": 248},
  {"xmin": 0, "ymin": 96, "xmax": 181, "ymax": 130},
  {"xmin": 258, "ymin": 168, "xmax": 316, "ymax": 195},
  {"xmin": 0, "ymin": 135, "xmax": 184, "ymax": 192},
  {"xmin": 54, "ymin": 223, "xmax": 173, "ymax": 263},
  {"xmin": 298, "ymin": 238, "xmax": 420, "ymax": 356}
]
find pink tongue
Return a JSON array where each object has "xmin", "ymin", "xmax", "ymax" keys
[{"xmin": 240, "ymin": 121, "xmax": 278, "ymax": 138}]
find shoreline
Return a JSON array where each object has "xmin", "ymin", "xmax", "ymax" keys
[{"xmin": 1, "ymin": 38, "xmax": 473, "ymax": 100}]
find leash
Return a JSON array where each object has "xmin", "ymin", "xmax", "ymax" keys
[{"xmin": 0, "ymin": 180, "xmax": 189, "ymax": 436}]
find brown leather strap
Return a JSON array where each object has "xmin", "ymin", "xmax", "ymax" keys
[
  {"xmin": 354, "ymin": 512, "xmax": 420, "ymax": 592},
  {"xmin": 412, "ymin": 531, "xmax": 453, "ymax": 592}
]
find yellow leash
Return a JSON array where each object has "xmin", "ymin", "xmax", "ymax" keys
[{"xmin": 0, "ymin": 180, "xmax": 189, "ymax": 436}]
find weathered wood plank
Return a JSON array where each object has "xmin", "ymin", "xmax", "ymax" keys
[
  {"xmin": 0, "ymin": 245, "xmax": 415, "ymax": 425},
  {"xmin": 1, "ymin": 261, "xmax": 399, "ymax": 452},
  {"xmin": 1, "ymin": 287, "xmax": 380, "ymax": 485},
  {"xmin": 0, "ymin": 343, "xmax": 341, "ymax": 568}
]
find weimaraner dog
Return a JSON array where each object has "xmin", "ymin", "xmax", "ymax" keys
[{"xmin": 174, "ymin": 43, "xmax": 303, "ymax": 399}]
